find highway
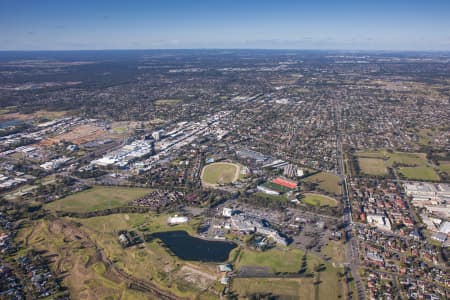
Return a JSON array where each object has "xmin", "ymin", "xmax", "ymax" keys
[{"xmin": 333, "ymin": 98, "xmax": 365, "ymax": 300}]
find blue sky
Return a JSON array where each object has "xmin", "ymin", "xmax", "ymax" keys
[{"xmin": 1, "ymin": 0, "xmax": 450, "ymax": 51}]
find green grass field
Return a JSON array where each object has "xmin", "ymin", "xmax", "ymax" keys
[
  {"xmin": 302, "ymin": 193, "xmax": 337, "ymax": 207},
  {"xmin": 254, "ymin": 192, "xmax": 287, "ymax": 202},
  {"xmin": 154, "ymin": 99, "xmax": 183, "ymax": 105},
  {"xmin": 235, "ymin": 247, "xmax": 324, "ymax": 274},
  {"xmin": 79, "ymin": 213, "xmax": 151, "ymax": 232},
  {"xmin": 45, "ymin": 186, "xmax": 152, "ymax": 213},
  {"xmin": 356, "ymin": 150, "xmax": 440, "ymax": 181},
  {"xmin": 322, "ymin": 241, "xmax": 346, "ymax": 264},
  {"xmin": 355, "ymin": 150, "xmax": 389, "ymax": 159},
  {"xmin": 398, "ymin": 166, "xmax": 440, "ymax": 181},
  {"xmin": 302, "ymin": 172, "xmax": 342, "ymax": 195},
  {"xmin": 77, "ymin": 213, "xmax": 200, "ymax": 236},
  {"xmin": 356, "ymin": 150, "xmax": 427, "ymax": 167},
  {"xmin": 439, "ymin": 161, "xmax": 450, "ymax": 174},
  {"xmin": 232, "ymin": 278, "xmax": 315, "ymax": 300},
  {"xmin": 358, "ymin": 157, "xmax": 388, "ymax": 176},
  {"xmin": 201, "ymin": 162, "xmax": 240, "ymax": 185},
  {"xmin": 232, "ymin": 262, "xmax": 346, "ymax": 300},
  {"xmin": 388, "ymin": 152, "xmax": 427, "ymax": 166},
  {"xmin": 417, "ymin": 129, "xmax": 433, "ymax": 146},
  {"xmin": 236, "ymin": 248, "xmax": 304, "ymax": 273},
  {"xmin": 317, "ymin": 266, "xmax": 346, "ymax": 300}
]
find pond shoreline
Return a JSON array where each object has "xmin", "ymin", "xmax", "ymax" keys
[{"xmin": 150, "ymin": 230, "xmax": 237, "ymax": 262}]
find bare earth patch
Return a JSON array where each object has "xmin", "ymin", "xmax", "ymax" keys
[{"xmin": 176, "ymin": 265, "xmax": 218, "ymax": 290}]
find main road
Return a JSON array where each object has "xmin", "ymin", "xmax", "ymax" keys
[{"xmin": 333, "ymin": 98, "xmax": 365, "ymax": 300}]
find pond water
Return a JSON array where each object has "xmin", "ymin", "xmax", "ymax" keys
[
  {"xmin": 151, "ymin": 230, "xmax": 236, "ymax": 262},
  {"xmin": 0, "ymin": 119, "xmax": 24, "ymax": 129}
]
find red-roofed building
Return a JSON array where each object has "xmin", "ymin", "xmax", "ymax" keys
[
  {"xmin": 403, "ymin": 218, "xmax": 414, "ymax": 227},
  {"xmin": 395, "ymin": 198, "xmax": 406, "ymax": 209},
  {"xmin": 272, "ymin": 177, "xmax": 297, "ymax": 189}
]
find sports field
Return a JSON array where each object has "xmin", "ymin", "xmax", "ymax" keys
[
  {"xmin": 236, "ymin": 247, "xmax": 312, "ymax": 273},
  {"xmin": 262, "ymin": 181, "xmax": 292, "ymax": 193},
  {"xmin": 302, "ymin": 172, "xmax": 342, "ymax": 195},
  {"xmin": 358, "ymin": 157, "xmax": 388, "ymax": 176},
  {"xmin": 322, "ymin": 241, "xmax": 346, "ymax": 264},
  {"xmin": 356, "ymin": 150, "xmax": 427, "ymax": 166},
  {"xmin": 201, "ymin": 162, "xmax": 240, "ymax": 186},
  {"xmin": 232, "ymin": 258, "xmax": 346, "ymax": 300},
  {"xmin": 398, "ymin": 167, "xmax": 440, "ymax": 181},
  {"xmin": 439, "ymin": 161, "xmax": 450, "ymax": 174},
  {"xmin": 302, "ymin": 193, "xmax": 338, "ymax": 207},
  {"xmin": 387, "ymin": 152, "xmax": 427, "ymax": 166},
  {"xmin": 45, "ymin": 186, "xmax": 151, "ymax": 213},
  {"xmin": 356, "ymin": 150, "xmax": 440, "ymax": 181},
  {"xmin": 155, "ymin": 99, "xmax": 183, "ymax": 105},
  {"xmin": 232, "ymin": 278, "xmax": 315, "ymax": 300}
]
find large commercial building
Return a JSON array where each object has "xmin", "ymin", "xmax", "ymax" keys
[
  {"xmin": 404, "ymin": 182, "xmax": 450, "ymax": 218},
  {"xmin": 404, "ymin": 182, "xmax": 450, "ymax": 203},
  {"xmin": 230, "ymin": 214, "xmax": 287, "ymax": 245},
  {"xmin": 92, "ymin": 140, "xmax": 153, "ymax": 167}
]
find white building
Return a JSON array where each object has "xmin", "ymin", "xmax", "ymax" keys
[
  {"xmin": 367, "ymin": 214, "xmax": 392, "ymax": 231},
  {"xmin": 404, "ymin": 182, "xmax": 450, "ymax": 202},
  {"xmin": 257, "ymin": 185, "xmax": 280, "ymax": 195},
  {"xmin": 168, "ymin": 215, "xmax": 188, "ymax": 225},
  {"xmin": 91, "ymin": 140, "xmax": 153, "ymax": 167},
  {"xmin": 230, "ymin": 214, "xmax": 287, "ymax": 245},
  {"xmin": 439, "ymin": 221, "xmax": 450, "ymax": 235},
  {"xmin": 40, "ymin": 157, "xmax": 72, "ymax": 171},
  {"xmin": 152, "ymin": 131, "xmax": 161, "ymax": 141},
  {"xmin": 404, "ymin": 182, "xmax": 450, "ymax": 218},
  {"xmin": 431, "ymin": 232, "xmax": 447, "ymax": 243},
  {"xmin": 92, "ymin": 157, "xmax": 117, "ymax": 166},
  {"xmin": 222, "ymin": 208, "xmax": 233, "ymax": 217}
]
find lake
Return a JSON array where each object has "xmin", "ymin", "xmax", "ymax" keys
[
  {"xmin": 0, "ymin": 120, "xmax": 22, "ymax": 128},
  {"xmin": 151, "ymin": 230, "xmax": 236, "ymax": 262},
  {"xmin": 0, "ymin": 119, "xmax": 23, "ymax": 129}
]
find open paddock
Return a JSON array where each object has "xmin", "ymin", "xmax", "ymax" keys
[
  {"xmin": 302, "ymin": 172, "xmax": 342, "ymax": 196},
  {"xmin": 232, "ymin": 278, "xmax": 314, "ymax": 300},
  {"xmin": 40, "ymin": 124, "xmax": 108, "ymax": 146},
  {"xmin": 398, "ymin": 166, "xmax": 440, "ymax": 181},
  {"xmin": 358, "ymin": 157, "xmax": 389, "ymax": 176},
  {"xmin": 45, "ymin": 186, "xmax": 152, "ymax": 213},
  {"xmin": 439, "ymin": 161, "xmax": 450, "ymax": 174},
  {"xmin": 356, "ymin": 150, "xmax": 428, "ymax": 167}
]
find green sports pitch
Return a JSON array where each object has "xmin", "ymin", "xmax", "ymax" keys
[{"xmin": 201, "ymin": 162, "xmax": 240, "ymax": 186}]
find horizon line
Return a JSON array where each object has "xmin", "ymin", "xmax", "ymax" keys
[{"xmin": 1, "ymin": 48, "xmax": 450, "ymax": 53}]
